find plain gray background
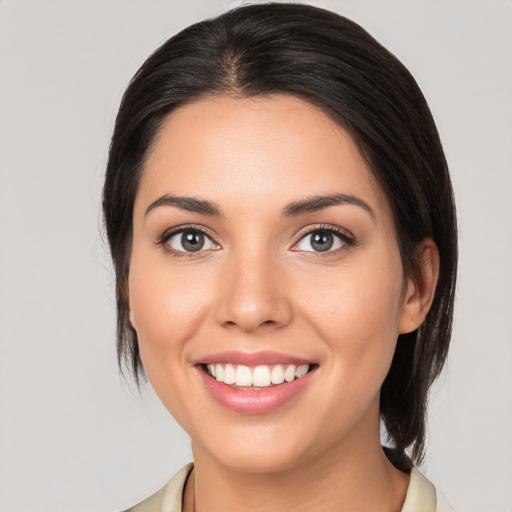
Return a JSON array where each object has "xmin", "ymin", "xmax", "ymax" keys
[{"xmin": 1, "ymin": 1, "xmax": 511, "ymax": 511}]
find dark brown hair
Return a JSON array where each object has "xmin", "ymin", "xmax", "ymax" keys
[{"xmin": 103, "ymin": 2, "xmax": 457, "ymax": 463}]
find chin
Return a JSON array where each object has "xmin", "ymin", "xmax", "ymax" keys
[
  {"xmin": 190, "ymin": 418, "xmax": 323, "ymax": 475},
  {"xmin": 207, "ymin": 444, "xmax": 309, "ymax": 474}
]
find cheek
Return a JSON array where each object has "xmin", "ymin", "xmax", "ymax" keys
[
  {"xmin": 127, "ymin": 254, "xmax": 217, "ymax": 430},
  {"xmin": 300, "ymin": 255, "xmax": 404, "ymax": 382},
  {"xmin": 128, "ymin": 254, "xmax": 212, "ymax": 371}
]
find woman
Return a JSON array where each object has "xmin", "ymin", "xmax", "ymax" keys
[{"xmin": 103, "ymin": 3, "xmax": 457, "ymax": 511}]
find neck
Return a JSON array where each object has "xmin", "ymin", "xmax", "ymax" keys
[{"xmin": 184, "ymin": 424, "xmax": 409, "ymax": 512}]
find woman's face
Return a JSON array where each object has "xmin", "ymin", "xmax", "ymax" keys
[{"xmin": 129, "ymin": 95, "xmax": 416, "ymax": 472}]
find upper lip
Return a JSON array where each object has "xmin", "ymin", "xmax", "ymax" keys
[{"xmin": 194, "ymin": 351, "xmax": 314, "ymax": 366}]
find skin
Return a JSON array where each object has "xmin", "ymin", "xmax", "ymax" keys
[{"xmin": 128, "ymin": 95, "xmax": 439, "ymax": 512}]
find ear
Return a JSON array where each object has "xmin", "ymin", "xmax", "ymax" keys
[
  {"xmin": 127, "ymin": 286, "xmax": 136, "ymax": 331},
  {"xmin": 128, "ymin": 304, "xmax": 137, "ymax": 330},
  {"xmin": 129, "ymin": 306, "xmax": 137, "ymax": 330},
  {"xmin": 398, "ymin": 238, "xmax": 440, "ymax": 334},
  {"xmin": 123, "ymin": 279, "xmax": 137, "ymax": 330}
]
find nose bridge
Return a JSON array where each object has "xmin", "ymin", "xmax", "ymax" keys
[{"xmin": 215, "ymin": 240, "xmax": 292, "ymax": 332}]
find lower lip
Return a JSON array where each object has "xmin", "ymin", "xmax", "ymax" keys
[{"xmin": 198, "ymin": 367, "xmax": 315, "ymax": 415}]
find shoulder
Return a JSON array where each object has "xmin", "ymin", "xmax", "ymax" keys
[
  {"xmin": 384, "ymin": 449, "xmax": 453, "ymax": 512},
  {"xmin": 436, "ymin": 490, "xmax": 456, "ymax": 512},
  {"xmin": 402, "ymin": 466, "xmax": 455, "ymax": 512},
  {"xmin": 123, "ymin": 463, "xmax": 193, "ymax": 512}
]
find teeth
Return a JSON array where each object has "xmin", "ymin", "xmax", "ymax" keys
[
  {"xmin": 223, "ymin": 364, "xmax": 236, "ymax": 384},
  {"xmin": 206, "ymin": 363, "xmax": 310, "ymax": 388},
  {"xmin": 235, "ymin": 365, "xmax": 252, "ymax": 386},
  {"xmin": 284, "ymin": 365, "xmax": 296, "ymax": 382},
  {"xmin": 253, "ymin": 365, "xmax": 271, "ymax": 387},
  {"xmin": 215, "ymin": 363, "xmax": 224, "ymax": 382},
  {"xmin": 271, "ymin": 365, "xmax": 285, "ymax": 384},
  {"xmin": 296, "ymin": 364, "xmax": 308, "ymax": 378}
]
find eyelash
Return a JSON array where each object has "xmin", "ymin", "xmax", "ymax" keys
[
  {"xmin": 292, "ymin": 224, "xmax": 356, "ymax": 257},
  {"xmin": 156, "ymin": 224, "xmax": 219, "ymax": 259},
  {"xmin": 156, "ymin": 223, "xmax": 356, "ymax": 258}
]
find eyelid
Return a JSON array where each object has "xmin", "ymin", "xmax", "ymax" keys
[
  {"xmin": 291, "ymin": 224, "xmax": 356, "ymax": 253},
  {"xmin": 155, "ymin": 223, "xmax": 355, "ymax": 256},
  {"xmin": 156, "ymin": 224, "xmax": 221, "ymax": 253}
]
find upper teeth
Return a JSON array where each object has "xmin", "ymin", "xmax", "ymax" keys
[{"xmin": 207, "ymin": 363, "xmax": 309, "ymax": 387}]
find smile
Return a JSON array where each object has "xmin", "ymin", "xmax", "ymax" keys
[
  {"xmin": 206, "ymin": 363, "xmax": 310, "ymax": 388},
  {"xmin": 196, "ymin": 352, "xmax": 317, "ymax": 414}
]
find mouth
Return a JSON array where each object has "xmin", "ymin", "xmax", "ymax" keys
[
  {"xmin": 203, "ymin": 362, "xmax": 314, "ymax": 389},
  {"xmin": 195, "ymin": 353, "xmax": 318, "ymax": 414}
]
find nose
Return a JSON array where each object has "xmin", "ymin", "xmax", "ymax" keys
[{"xmin": 214, "ymin": 249, "xmax": 293, "ymax": 333}]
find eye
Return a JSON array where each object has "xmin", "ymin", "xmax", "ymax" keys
[
  {"xmin": 164, "ymin": 228, "xmax": 219, "ymax": 253},
  {"xmin": 294, "ymin": 228, "xmax": 353, "ymax": 253}
]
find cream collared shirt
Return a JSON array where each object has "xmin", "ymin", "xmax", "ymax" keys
[{"xmin": 127, "ymin": 463, "xmax": 453, "ymax": 512}]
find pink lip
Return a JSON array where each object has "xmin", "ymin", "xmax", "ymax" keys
[
  {"xmin": 196, "ymin": 350, "xmax": 313, "ymax": 366},
  {"xmin": 197, "ymin": 364, "xmax": 316, "ymax": 415}
]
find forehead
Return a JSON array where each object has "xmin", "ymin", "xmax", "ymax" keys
[{"xmin": 136, "ymin": 94, "xmax": 389, "ymax": 221}]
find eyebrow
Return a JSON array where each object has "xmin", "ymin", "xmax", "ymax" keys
[
  {"xmin": 281, "ymin": 193, "xmax": 375, "ymax": 221},
  {"xmin": 144, "ymin": 192, "xmax": 375, "ymax": 220},
  {"xmin": 145, "ymin": 194, "xmax": 223, "ymax": 217}
]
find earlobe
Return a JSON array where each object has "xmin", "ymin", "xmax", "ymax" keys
[{"xmin": 398, "ymin": 238, "xmax": 440, "ymax": 334}]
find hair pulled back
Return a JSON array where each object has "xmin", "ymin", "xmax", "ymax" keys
[{"xmin": 103, "ymin": 3, "xmax": 457, "ymax": 463}]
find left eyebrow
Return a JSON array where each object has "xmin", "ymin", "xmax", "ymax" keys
[{"xmin": 281, "ymin": 193, "xmax": 375, "ymax": 221}]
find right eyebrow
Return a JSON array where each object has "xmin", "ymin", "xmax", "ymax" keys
[{"xmin": 144, "ymin": 194, "xmax": 224, "ymax": 217}]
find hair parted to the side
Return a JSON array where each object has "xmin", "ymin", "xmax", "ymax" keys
[{"xmin": 102, "ymin": 2, "xmax": 457, "ymax": 463}]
